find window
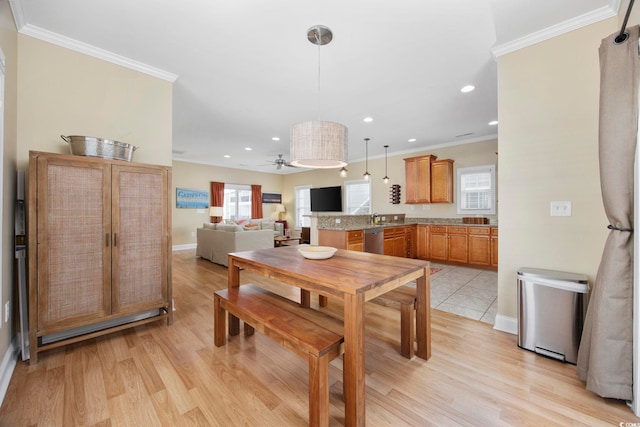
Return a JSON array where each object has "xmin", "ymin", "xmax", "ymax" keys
[
  {"xmin": 223, "ymin": 184, "xmax": 251, "ymax": 220},
  {"xmin": 294, "ymin": 185, "xmax": 311, "ymax": 228},
  {"xmin": 344, "ymin": 180, "xmax": 371, "ymax": 214},
  {"xmin": 457, "ymin": 165, "xmax": 496, "ymax": 215}
]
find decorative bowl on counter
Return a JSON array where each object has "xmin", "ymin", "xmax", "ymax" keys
[{"xmin": 298, "ymin": 246, "xmax": 337, "ymax": 260}]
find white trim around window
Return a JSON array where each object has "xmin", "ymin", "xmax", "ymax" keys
[{"xmin": 456, "ymin": 164, "xmax": 496, "ymax": 215}]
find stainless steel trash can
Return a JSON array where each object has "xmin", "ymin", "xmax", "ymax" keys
[{"xmin": 517, "ymin": 267, "xmax": 589, "ymax": 364}]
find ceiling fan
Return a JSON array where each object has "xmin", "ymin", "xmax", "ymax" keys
[{"xmin": 267, "ymin": 154, "xmax": 296, "ymax": 170}]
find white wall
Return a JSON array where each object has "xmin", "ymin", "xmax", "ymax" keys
[
  {"xmin": 496, "ymin": 17, "xmax": 617, "ymax": 320},
  {"xmin": 16, "ymin": 35, "xmax": 173, "ymax": 169}
]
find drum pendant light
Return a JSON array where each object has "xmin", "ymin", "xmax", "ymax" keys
[{"xmin": 290, "ymin": 26, "xmax": 348, "ymax": 169}]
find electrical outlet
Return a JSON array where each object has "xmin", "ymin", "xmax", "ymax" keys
[
  {"xmin": 394, "ymin": 216, "xmax": 398, "ymax": 220},
  {"xmin": 4, "ymin": 301, "xmax": 9, "ymax": 323},
  {"xmin": 335, "ymin": 218, "xmax": 341, "ymax": 224},
  {"xmin": 191, "ymin": 231, "xmax": 195, "ymax": 237},
  {"xmin": 550, "ymin": 201, "xmax": 572, "ymax": 217}
]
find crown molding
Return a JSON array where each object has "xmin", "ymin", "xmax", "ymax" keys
[
  {"xmin": 8, "ymin": 0, "xmax": 25, "ymax": 32},
  {"xmin": 491, "ymin": 5, "xmax": 618, "ymax": 57},
  {"xmin": 18, "ymin": 23, "xmax": 178, "ymax": 82}
]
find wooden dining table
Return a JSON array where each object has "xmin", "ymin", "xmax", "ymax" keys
[{"xmin": 227, "ymin": 245, "xmax": 431, "ymax": 427}]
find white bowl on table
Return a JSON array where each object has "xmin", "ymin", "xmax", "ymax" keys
[{"xmin": 298, "ymin": 246, "xmax": 337, "ymax": 260}]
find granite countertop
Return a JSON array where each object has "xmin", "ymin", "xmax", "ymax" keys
[{"xmin": 318, "ymin": 222, "xmax": 497, "ymax": 231}]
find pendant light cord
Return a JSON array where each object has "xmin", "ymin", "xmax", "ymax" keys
[
  {"xmin": 365, "ymin": 139, "xmax": 369, "ymax": 171},
  {"xmin": 317, "ymin": 32, "xmax": 321, "ymax": 121}
]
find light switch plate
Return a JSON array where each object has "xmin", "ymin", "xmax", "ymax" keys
[{"xmin": 550, "ymin": 201, "xmax": 572, "ymax": 217}]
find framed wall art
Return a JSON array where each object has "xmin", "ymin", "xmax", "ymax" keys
[
  {"xmin": 262, "ymin": 192, "xmax": 282, "ymax": 204},
  {"xmin": 176, "ymin": 188, "xmax": 209, "ymax": 209}
]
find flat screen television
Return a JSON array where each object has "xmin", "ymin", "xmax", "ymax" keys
[{"xmin": 310, "ymin": 186, "xmax": 342, "ymax": 212}]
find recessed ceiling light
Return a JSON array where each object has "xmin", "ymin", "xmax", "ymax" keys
[
  {"xmin": 460, "ymin": 85, "xmax": 475, "ymax": 93},
  {"xmin": 363, "ymin": 117, "xmax": 373, "ymax": 123},
  {"xmin": 488, "ymin": 120, "xmax": 498, "ymax": 126},
  {"xmin": 272, "ymin": 137, "xmax": 280, "ymax": 141},
  {"xmin": 408, "ymin": 138, "xmax": 416, "ymax": 142},
  {"xmin": 223, "ymin": 154, "xmax": 231, "ymax": 158},
  {"xmin": 245, "ymin": 147, "xmax": 252, "ymax": 151}
]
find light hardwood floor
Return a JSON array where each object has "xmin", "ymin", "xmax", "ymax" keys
[{"xmin": 0, "ymin": 249, "xmax": 635, "ymax": 426}]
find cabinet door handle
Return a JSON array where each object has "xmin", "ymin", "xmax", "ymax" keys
[
  {"xmin": 113, "ymin": 233, "xmax": 117, "ymax": 247},
  {"xmin": 106, "ymin": 233, "xmax": 110, "ymax": 247}
]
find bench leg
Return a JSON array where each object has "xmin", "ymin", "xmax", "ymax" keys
[
  {"xmin": 400, "ymin": 303, "xmax": 415, "ymax": 359},
  {"xmin": 244, "ymin": 323, "xmax": 255, "ymax": 336},
  {"xmin": 214, "ymin": 294, "xmax": 226, "ymax": 347},
  {"xmin": 229, "ymin": 312, "xmax": 240, "ymax": 336},
  {"xmin": 308, "ymin": 353, "xmax": 330, "ymax": 427}
]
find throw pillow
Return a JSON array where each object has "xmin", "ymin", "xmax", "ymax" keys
[
  {"xmin": 243, "ymin": 223, "xmax": 260, "ymax": 231},
  {"xmin": 236, "ymin": 219, "xmax": 250, "ymax": 226},
  {"xmin": 203, "ymin": 222, "xmax": 216, "ymax": 230}
]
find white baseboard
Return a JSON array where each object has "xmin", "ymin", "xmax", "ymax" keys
[
  {"xmin": 173, "ymin": 243, "xmax": 196, "ymax": 251},
  {"xmin": 0, "ymin": 336, "xmax": 19, "ymax": 407},
  {"xmin": 493, "ymin": 314, "xmax": 517, "ymax": 335}
]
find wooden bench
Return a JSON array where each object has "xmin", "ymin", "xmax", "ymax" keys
[
  {"xmin": 214, "ymin": 284, "xmax": 344, "ymax": 427},
  {"xmin": 317, "ymin": 285, "xmax": 417, "ymax": 359}
]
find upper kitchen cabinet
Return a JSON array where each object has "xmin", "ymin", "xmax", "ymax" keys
[
  {"xmin": 430, "ymin": 159, "xmax": 454, "ymax": 203},
  {"xmin": 404, "ymin": 155, "xmax": 454, "ymax": 204},
  {"xmin": 404, "ymin": 155, "xmax": 435, "ymax": 203}
]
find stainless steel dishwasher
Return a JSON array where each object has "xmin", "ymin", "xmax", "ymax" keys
[{"xmin": 364, "ymin": 228, "xmax": 384, "ymax": 254}]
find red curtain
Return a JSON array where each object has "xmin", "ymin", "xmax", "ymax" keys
[
  {"xmin": 251, "ymin": 184, "xmax": 263, "ymax": 219},
  {"xmin": 210, "ymin": 181, "xmax": 224, "ymax": 223}
]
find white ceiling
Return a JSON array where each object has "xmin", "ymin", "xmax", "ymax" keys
[{"xmin": 10, "ymin": 0, "xmax": 618, "ymax": 173}]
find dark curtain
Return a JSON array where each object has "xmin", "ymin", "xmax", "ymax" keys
[
  {"xmin": 210, "ymin": 181, "xmax": 224, "ymax": 223},
  {"xmin": 251, "ymin": 184, "xmax": 263, "ymax": 219},
  {"xmin": 576, "ymin": 25, "xmax": 639, "ymax": 400}
]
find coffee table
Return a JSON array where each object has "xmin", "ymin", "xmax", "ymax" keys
[{"xmin": 274, "ymin": 235, "xmax": 301, "ymax": 247}]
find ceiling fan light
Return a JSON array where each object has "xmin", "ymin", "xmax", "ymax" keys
[{"xmin": 290, "ymin": 121, "xmax": 348, "ymax": 168}]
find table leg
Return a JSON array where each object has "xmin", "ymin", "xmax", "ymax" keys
[
  {"xmin": 227, "ymin": 257, "xmax": 241, "ymax": 336},
  {"xmin": 343, "ymin": 293, "xmax": 366, "ymax": 427},
  {"xmin": 300, "ymin": 289, "xmax": 311, "ymax": 308},
  {"xmin": 415, "ymin": 266, "xmax": 431, "ymax": 360}
]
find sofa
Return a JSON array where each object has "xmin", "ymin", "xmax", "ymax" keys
[{"xmin": 196, "ymin": 219, "xmax": 284, "ymax": 267}]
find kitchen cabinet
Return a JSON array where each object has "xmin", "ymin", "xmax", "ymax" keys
[
  {"xmin": 468, "ymin": 227, "xmax": 491, "ymax": 266},
  {"xmin": 404, "ymin": 155, "xmax": 454, "ymax": 204},
  {"xmin": 381, "ymin": 225, "xmax": 415, "ymax": 258},
  {"xmin": 428, "ymin": 225, "xmax": 448, "ymax": 261},
  {"xmin": 384, "ymin": 227, "xmax": 406, "ymax": 257},
  {"xmin": 404, "ymin": 155, "xmax": 435, "ymax": 204},
  {"xmin": 416, "ymin": 224, "xmax": 429, "ymax": 260},
  {"xmin": 347, "ymin": 230, "xmax": 364, "ymax": 251},
  {"xmin": 317, "ymin": 229, "xmax": 363, "ymax": 251},
  {"xmin": 490, "ymin": 227, "xmax": 499, "ymax": 267},
  {"xmin": 28, "ymin": 151, "xmax": 173, "ymax": 363},
  {"xmin": 431, "ymin": 159, "xmax": 454, "ymax": 203},
  {"xmin": 405, "ymin": 225, "xmax": 416, "ymax": 258},
  {"xmin": 424, "ymin": 224, "xmax": 497, "ymax": 269},
  {"xmin": 447, "ymin": 226, "xmax": 468, "ymax": 263}
]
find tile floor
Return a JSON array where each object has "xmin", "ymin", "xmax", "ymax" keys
[{"xmin": 428, "ymin": 263, "xmax": 498, "ymax": 325}]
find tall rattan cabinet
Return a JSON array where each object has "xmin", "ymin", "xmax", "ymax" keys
[{"xmin": 27, "ymin": 151, "xmax": 173, "ymax": 363}]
